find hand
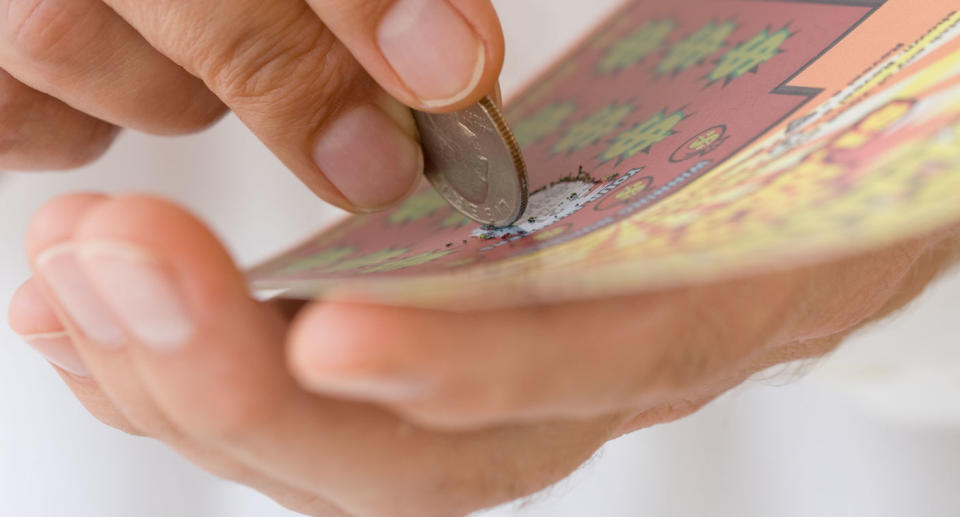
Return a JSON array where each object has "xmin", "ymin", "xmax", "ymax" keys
[
  {"xmin": 0, "ymin": 0, "xmax": 504, "ymax": 210},
  {"xmin": 9, "ymin": 193, "xmax": 960, "ymax": 514},
  {"xmin": 283, "ymin": 228, "xmax": 960, "ymax": 431},
  {"xmin": 9, "ymin": 194, "xmax": 624, "ymax": 517}
]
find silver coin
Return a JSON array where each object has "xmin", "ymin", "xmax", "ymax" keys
[{"xmin": 414, "ymin": 96, "xmax": 528, "ymax": 227}]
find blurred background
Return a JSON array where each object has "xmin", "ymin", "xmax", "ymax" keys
[{"xmin": 2, "ymin": 1, "xmax": 959, "ymax": 515}]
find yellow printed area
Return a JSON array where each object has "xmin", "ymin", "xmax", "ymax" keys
[
  {"xmin": 616, "ymin": 182, "xmax": 650, "ymax": 202},
  {"xmin": 251, "ymin": 13, "xmax": 960, "ymax": 308},
  {"xmin": 471, "ymin": 49, "xmax": 960, "ymax": 304},
  {"xmin": 688, "ymin": 128, "xmax": 725, "ymax": 152},
  {"xmin": 846, "ymin": 11, "xmax": 960, "ymax": 105}
]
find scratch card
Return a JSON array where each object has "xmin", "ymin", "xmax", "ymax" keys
[{"xmin": 250, "ymin": 0, "xmax": 960, "ymax": 308}]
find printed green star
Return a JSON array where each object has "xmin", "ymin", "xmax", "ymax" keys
[
  {"xmin": 277, "ymin": 247, "xmax": 355, "ymax": 274},
  {"xmin": 388, "ymin": 191, "xmax": 448, "ymax": 225},
  {"xmin": 708, "ymin": 26, "xmax": 791, "ymax": 86},
  {"xmin": 601, "ymin": 109, "xmax": 686, "ymax": 164},
  {"xmin": 513, "ymin": 102, "xmax": 577, "ymax": 148},
  {"xmin": 599, "ymin": 19, "xmax": 676, "ymax": 74},
  {"xmin": 323, "ymin": 248, "xmax": 408, "ymax": 273},
  {"xmin": 553, "ymin": 103, "xmax": 633, "ymax": 155},
  {"xmin": 364, "ymin": 249, "xmax": 453, "ymax": 273},
  {"xmin": 658, "ymin": 21, "xmax": 737, "ymax": 76},
  {"xmin": 441, "ymin": 211, "xmax": 472, "ymax": 229}
]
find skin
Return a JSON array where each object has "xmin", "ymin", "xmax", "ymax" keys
[
  {"xmin": 8, "ymin": 194, "xmax": 960, "ymax": 516},
  {"xmin": 0, "ymin": 0, "xmax": 505, "ymax": 208},
  {"xmin": 3, "ymin": 2, "xmax": 960, "ymax": 515}
]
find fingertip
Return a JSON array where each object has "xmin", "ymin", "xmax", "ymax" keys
[
  {"xmin": 40, "ymin": 122, "xmax": 120, "ymax": 171},
  {"xmin": 447, "ymin": 0, "xmax": 505, "ymax": 112},
  {"xmin": 70, "ymin": 195, "xmax": 249, "ymax": 337},
  {"xmin": 287, "ymin": 303, "xmax": 376, "ymax": 379},
  {"xmin": 373, "ymin": 0, "xmax": 504, "ymax": 112},
  {"xmin": 26, "ymin": 193, "xmax": 109, "ymax": 259},
  {"xmin": 492, "ymin": 82, "xmax": 504, "ymax": 110},
  {"xmin": 8, "ymin": 278, "xmax": 62, "ymax": 336},
  {"xmin": 287, "ymin": 303, "xmax": 430, "ymax": 400},
  {"xmin": 8, "ymin": 278, "xmax": 91, "ymax": 377},
  {"xmin": 312, "ymin": 101, "xmax": 424, "ymax": 212},
  {"xmin": 73, "ymin": 195, "xmax": 241, "ymax": 281},
  {"xmin": 433, "ymin": 0, "xmax": 504, "ymax": 112},
  {"xmin": 54, "ymin": 196, "xmax": 294, "ymax": 442},
  {"xmin": 24, "ymin": 193, "xmax": 129, "ymax": 350}
]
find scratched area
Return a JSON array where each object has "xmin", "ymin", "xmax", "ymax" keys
[{"xmin": 250, "ymin": 0, "xmax": 960, "ymax": 306}]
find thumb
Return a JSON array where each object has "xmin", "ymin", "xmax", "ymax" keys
[
  {"xmin": 304, "ymin": 0, "xmax": 505, "ymax": 111},
  {"xmin": 100, "ymin": 0, "xmax": 432, "ymax": 211}
]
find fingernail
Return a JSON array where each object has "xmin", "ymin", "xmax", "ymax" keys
[
  {"xmin": 492, "ymin": 83, "xmax": 503, "ymax": 109},
  {"xmin": 22, "ymin": 331, "xmax": 90, "ymax": 377},
  {"xmin": 35, "ymin": 244, "xmax": 126, "ymax": 348},
  {"xmin": 378, "ymin": 0, "xmax": 485, "ymax": 107},
  {"xmin": 300, "ymin": 374, "xmax": 425, "ymax": 402},
  {"xmin": 313, "ymin": 105, "xmax": 422, "ymax": 210},
  {"xmin": 76, "ymin": 242, "xmax": 194, "ymax": 351}
]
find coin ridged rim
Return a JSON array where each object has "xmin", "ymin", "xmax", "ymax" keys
[{"xmin": 478, "ymin": 96, "xmax": 529, "ymax": 223}]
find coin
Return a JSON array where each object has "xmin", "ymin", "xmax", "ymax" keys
[{"xmin": 414, "ymin": 96, "xmax": 528, "ymax": 227}]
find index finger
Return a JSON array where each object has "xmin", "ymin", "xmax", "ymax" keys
[{"xmin": 100, "ymin": 0, "xmax": 423, "ymax": 211}]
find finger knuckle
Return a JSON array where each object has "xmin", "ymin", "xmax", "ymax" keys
[
  {"xmin": 0, "ymin": 74, "xmax": 116, "ymax": 170},
  {"xmin": 337, "ymin": 0, "xmax": 389, "ymax": 29},
  {"xmin": 195, "ymin": 11, "xmax": 348, "ymax": 118},
  {"xmin": 0, "ymin": 123, "xmax": 116, "ymax": 171},
  {"xmin": 3, "ymin": 0, "xmax": 83, "ymax": 62}
]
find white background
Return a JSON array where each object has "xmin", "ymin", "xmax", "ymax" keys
[{"xmin": 2, "ymin": 1, "xmax": 960, "ymax": 515}]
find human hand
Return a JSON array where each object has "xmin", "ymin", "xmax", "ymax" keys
[
  {"xmin": 0, "ymin": 0, "xmax": 504, "ymax": 210},
  {"xmin": 274, "ymin": 226, "xmax": 960, "ymax": 431},
  {"xmin": 9, "ymin": 193, "xmax": 960, "ymax": 514},
  {"xmin": 9, "ymin": 193, "xmax": 624, "ymax": 517},
  {"xmin": 277, "ymin": 227, "xmax": 960, "ymax": 431}
]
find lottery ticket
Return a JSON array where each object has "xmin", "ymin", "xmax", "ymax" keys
[{"xmin": 250, "ymin": 0, "xmax": 960, "ymax": 308}]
